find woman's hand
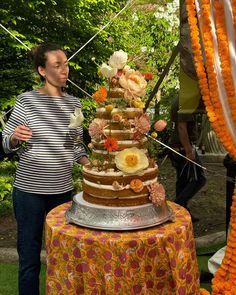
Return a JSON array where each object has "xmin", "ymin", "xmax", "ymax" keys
[
  {"xmin": 10, "ymin": 125, "xmax": 32, "ymax": 148},
  {"xmin": 78, "ymin": 156, "xmax": 90, "ymax": 166}
]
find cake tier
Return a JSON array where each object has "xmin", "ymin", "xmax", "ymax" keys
[
  {"xmin": 83, "ymin": 192, "xmax": 150, "ymax": 206},
  {"xmin": 82, "ymin": 165, "xmax": 157, "ymax": 206},
  {"xmin": 96, "ymin": 108, "xmax": 143, "ymax": 120},
  {"xmin": 92, "ymin": 137, "xmax": 147, "ymax": 151}
]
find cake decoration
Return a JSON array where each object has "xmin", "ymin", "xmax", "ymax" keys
[{"xmin": 81, "ymin": 50, "xmax": 168, "ymax": 207}]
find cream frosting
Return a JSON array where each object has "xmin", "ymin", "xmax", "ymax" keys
[{"xmin": 83, "ymin": 177, "xmax": 158, "ymax": 191}]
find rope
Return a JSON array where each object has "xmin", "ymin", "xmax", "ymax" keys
[
  {"xmin": 68, "ymin": 0, "xmax": 135, "ymax": 61},
  {"xmin": 0, "ymin": 24, "xmax": 31, "ymax": 50}
]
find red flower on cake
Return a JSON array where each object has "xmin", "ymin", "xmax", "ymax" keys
[
  {"xmin": 92, "ymin": 87, "xmax": 107, "ymax": 103},
  {"xmin": 104, "ymin": 137, "xmax": 118, "ymax": 152},
  {"xmin": 143, "ymin": 72, "xmax": 153, "ymax": 80}
]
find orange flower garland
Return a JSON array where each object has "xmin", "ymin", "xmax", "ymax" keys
[
  {"xmin": 186, "ymin": 0, "xmax": 236, "ymax": 294},
  {"xmin": 186, "ymin": 0, "xmax": 236, "ymax": 159},
  {"xmin": 214, "ymin": 1, "xmax": 236, "ymax": 139}
]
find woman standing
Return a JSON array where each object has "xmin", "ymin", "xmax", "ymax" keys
[{"xmin": 2, "ymin": 43, "xmax": 89, "ymax": 295}]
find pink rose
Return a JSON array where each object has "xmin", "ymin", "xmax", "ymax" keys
[{"xmin": 154, "ymin": 119, "xmax": 167, "ymax": 132}]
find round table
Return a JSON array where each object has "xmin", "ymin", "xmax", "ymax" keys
[{"xmin": 45, "ymin": 201, "xmax": 200, "ymax": 295}]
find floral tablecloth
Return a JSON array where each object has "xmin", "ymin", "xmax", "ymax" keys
[{"xmin": 45, "ymin": 201, "xmax": 200, "ymax": 295}]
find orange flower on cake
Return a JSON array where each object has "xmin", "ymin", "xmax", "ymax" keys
[
  {"xmin": 130, "ymin": 179, "xmax": 144, "ymax": 193},
  {"xmin": 143, "ymin": 72, "xmax": 154, "ymax": 80},
  {"xmin": 133, "ymin": 113, "xmax": 150, "ymax": 140},
  {"xmin": 104, "ymin": 137, "xmax": 118, "ymax": 152},
  {"xmin": 89, "ymin": 118, "xmax": 107, "ymax": 141},
  {"xmin": 92, "ymin": 87, "xmax": 107, "ymax": 103},
  {"xmin": 115, "ymin": 147, "xmax": 149, "ymax": 174},
  {"xmin": 147, "ymin": 182, "xmax": 165, "ymax": 205},
  {"xmin": 119, "ymin": 70, "xmax": 147, "ymax": 99}
]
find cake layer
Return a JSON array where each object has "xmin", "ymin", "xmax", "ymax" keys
[
  {"xmin": 103, "ymin": 128, "xmax": 135, "ymax": 140},
  {"xmin": 83, "ymin": 192, "xmax": 151, "ymax": 206},
  {"xmin": 83, "ymin": 166, "xmax": 157, "ymax": 185},
  {"xmin": 92, "ymin": 138, "xmax": 147, "ymax": 151},
  {"xmin": 96, "ymin": 108, "xmax": 143, "ymax": 120}
]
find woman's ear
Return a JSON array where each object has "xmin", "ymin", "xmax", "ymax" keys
[{"xmin": 38, "ymin": 66, "xmax": 46, "ymax": 77}]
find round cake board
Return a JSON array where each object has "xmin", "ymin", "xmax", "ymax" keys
[{"xmin": 66, "ymin": 192, "xmax": 174, "ymax": 231}]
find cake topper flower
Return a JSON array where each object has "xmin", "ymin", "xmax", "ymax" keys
[
  {"xmin": 100, "ymin": 63, "xmax": 117, "ymax": 79},
  {"xmin": 108, "ymin": 50, "xmax": 128, "ymax": 69},
  {"xmin": 89, "ymin": 118, "xmax": 107, "ymax": 141},
  {"xmin": 119, "ymin": 71, "xmax": 147, "ymax": 99},
  {"xmin": 68, "ymin": 108, "xmax": 84, "ymax": 128},
  {"xmin": 115, "ymin": 147, "xmax": 149, "ymax": 174}
]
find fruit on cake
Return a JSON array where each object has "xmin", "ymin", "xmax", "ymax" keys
[{"xmin": 83, "ymin": 50, "xmax": 166, "ymax": 207}]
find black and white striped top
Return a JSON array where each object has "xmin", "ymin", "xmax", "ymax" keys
[{"xmin": 2, "ymin": 90, "xmax": 87, "ymax": 194}]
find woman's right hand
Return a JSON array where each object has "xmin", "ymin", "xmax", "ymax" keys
[{"xmin": 11, "ymin": 125, "xmax": 32, "ymax": 148}]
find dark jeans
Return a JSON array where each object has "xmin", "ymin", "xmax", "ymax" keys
[
  {"xmin": 169, "ymin": 149, "xmax": 206, "ymax": 208},
  {"xmin": 12, "ymin": 187, "xmax": 72, "ymax": 295}
]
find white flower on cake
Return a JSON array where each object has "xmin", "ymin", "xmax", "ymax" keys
[
  {"xmin": 108, "ymin": 49, "xmax": 128, "ymax": 69},
  {"xmin": 100, "ymin": 63, "xmax": 117, "ymax": 79},
  {"xmin": 115, "ymin": 147, "xmax": 149, "ymax": 174},
  {"xmin": 119, "ymin": 71, "xmax": 147, "ymax": 99},
  {"xmin": 68, "ymin": 108, "xmax": 84, "ymax": 128}
]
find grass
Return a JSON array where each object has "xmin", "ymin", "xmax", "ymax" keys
[
  {"xmin": 0, "ymin": 256, "xmax": 213, "ymax": 294},
  {"xmin": 0, "ymin": 263, "xmax": 46, "ymax": 295}
]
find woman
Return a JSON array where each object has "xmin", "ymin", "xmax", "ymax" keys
[{"xmin": 2, "ymin": 43, "xmax": 89, "ymax": 295}]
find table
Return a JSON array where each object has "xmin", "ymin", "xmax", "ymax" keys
[{"xmin": 46, "ymin": 202, "xmax": 200, "ymax": 295}]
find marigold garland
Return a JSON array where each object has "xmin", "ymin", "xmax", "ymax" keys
[
  {"xmin": 185, "ymin": 0, "xmax": 236, "ymax": 294},
  {"xmin": 186, "ymin": 0, "xmax": 236, "ymax": 158}
]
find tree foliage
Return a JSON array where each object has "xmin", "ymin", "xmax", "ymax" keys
[{"xmin": 0, "ymin": 0, "xmax": 127, "ymax": 113}]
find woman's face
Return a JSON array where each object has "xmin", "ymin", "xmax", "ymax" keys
[{"xmin": 39, "ymin": 50, "xmax": 69, "ymax": 87}]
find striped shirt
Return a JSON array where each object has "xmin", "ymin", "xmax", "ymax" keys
[{"xmin": 2, "ymin": 90, "xmax": 87, "ymax": 194}]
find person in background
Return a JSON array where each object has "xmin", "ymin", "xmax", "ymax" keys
[
  {"xmin": 168, "ymin": 96, "xmax": 206, "ymax": 221},
  {"xmin": 2, "ymin": 43, "xmax": 89, "ymax": 295}
]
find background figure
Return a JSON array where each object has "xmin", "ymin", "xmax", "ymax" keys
[
  {"xmin": 2, "ymin": 43, "xmax": 89, "ymax": 295},
  {"xmin": 168, "ymin": 97, "xmax": 206, "ymax": 221}
]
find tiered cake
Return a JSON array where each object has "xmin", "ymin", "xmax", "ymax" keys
[{"xmin": 67, "ymin": 50, "xmax": 172, "ymax": 230}]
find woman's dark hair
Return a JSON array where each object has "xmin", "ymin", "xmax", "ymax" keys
[{"xmin": 29, "ymin": 43, "xmax": 64, "ymax": 80}]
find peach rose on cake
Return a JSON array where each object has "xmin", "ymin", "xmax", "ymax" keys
[
  {"xmin": 108, "ymin": 49, "xmax": 128, "ymax": 69},
  {"xmin": 115, "ymin": 147, "xmax": 149, "ymax": 174},
  {"xmin": 154, "ymin": 119, "xmax": 167, "ymax": 132},
  {"xmin": 119, "ymin": 71, "xmax": 147, "ymax": 99},
  {"xmin": 130, "ymin": 179, "xmax": 144, "ymax": 193}
]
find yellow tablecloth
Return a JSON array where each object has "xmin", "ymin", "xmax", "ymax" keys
[{"xmin": 45, "ymin": 201, "xmax": 200, "ymax": 295}]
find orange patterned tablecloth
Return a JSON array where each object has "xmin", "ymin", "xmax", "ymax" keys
[{"xmin": 45, "ymin": 201, "xmax": 200, "ymax": 295}]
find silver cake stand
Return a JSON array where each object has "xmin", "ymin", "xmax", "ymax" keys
[{"xmin": 66, "ymin": 192, "xmax": 174, "ymax": 231}]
